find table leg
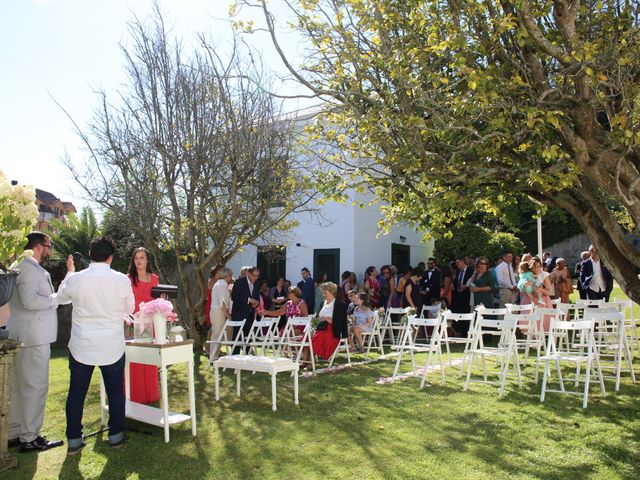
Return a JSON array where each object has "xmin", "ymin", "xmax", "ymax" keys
[
  {"xmin": 294, "ymin": 367, "xmax": 299, "ymax": 406},
  {"xmin": 188, "ymin": 359, "xmax": 196, "ymax": 437},
  {"xmin": 236, "ymin": 369, "xmax": 241, "ymax": 397},
  {"xmin": 160, "ymin": 365, "xmax": 170, "ymax": 443},
  {"xmin": 271, "ymin": 372, "xmax": 277, "ymax": 412},
  {"xmin": 215, "ymin": 364, "xmax": 220, "ymax": 401}
]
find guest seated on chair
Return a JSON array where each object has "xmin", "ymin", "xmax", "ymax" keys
[
  {"xmin": 262, "ymin": 286, "xmax": 308, "ymax": 332},
  {"xmin": 310, "ymin": 282, "xmax": 348, "ymax": 361},
  {"xmin": 348, "ymin": 292, "xmax": 375, "ymax": 353}
]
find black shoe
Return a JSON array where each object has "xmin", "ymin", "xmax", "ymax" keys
[
  {"xmin": 66, "ymin": 442, "xmax": 86, "ymax": 456},
  {"xmin": 19, "ymin": 436, "xmax": 64, "ymax": 453},
  {"xmin": 109, "ymin": 435, "xmax": 127, "ymax": 449},
  {"xmin": 8, "ymin": 438, "xmax": 20, "ymax": 449}
]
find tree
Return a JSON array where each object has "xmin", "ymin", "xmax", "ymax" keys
[
  {"xmin": 234, "ymin": 0, "xmax": 640, "ymax": 301},
  {"xmin": 49, "ymin": 207, "xmax": 100, "ymax": 260},
  {"xmin": 61, "ymin": 7, "xmax": 315, "ymax": 345},
  {"xmin": 433, "ymin": 223, "xmax": 525, "ymax": 267}
]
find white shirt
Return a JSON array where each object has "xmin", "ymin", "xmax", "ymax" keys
[
  {"xmin": 319, "ymin": 299, "xmax": 335, "ymax": 319},
  {"xmin": 495, "ymin": 261, "xmax": 516, "ymax": 289},
  {"xmin": 211, "ymin": 278, "xmax": 230, "ymax": 311},
  {"xmin": 590, "ymin": 259, "xmax": 607, "ymax": 292},
  {"xmin": 57, "ymin": 262, "xmax": 135, "ymax": 365}
]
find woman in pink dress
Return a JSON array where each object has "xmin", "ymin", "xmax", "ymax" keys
[
  {"xmin": 263, "ymin": 286, "xmax": 308, "ymax": 334},
  {"xmin": 521, "ymin": 257, "xmax": 554, "ymax": 332},
  {"xmin": 128, "ymin": 247, "xmax": 160, "ymax": 404}
]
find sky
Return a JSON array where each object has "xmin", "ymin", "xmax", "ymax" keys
[{"xmin": 0, "ymin": 0, "xmax": 308, "ymax": 211}]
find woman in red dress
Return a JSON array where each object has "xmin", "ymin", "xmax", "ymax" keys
[
  {"xmin": 128, "ymin": 247, "xmax": 160, "ymax": 404},
  {"xmin": 311, "ymin": 282, "xmax": 348, "ymax": 360},
  {"xmin": 364, "ymin": 265, "xmax": 381, "ymax": 308}
]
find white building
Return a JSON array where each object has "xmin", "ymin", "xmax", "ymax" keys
[{"xmin": 227, "ymin": 191, "xmax": 433, "ymax": 285}]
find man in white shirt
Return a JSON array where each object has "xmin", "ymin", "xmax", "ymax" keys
[
  {"xmin": 579, "ymin": 245, "xmax": 613, "ymax": 301},
  {"xmin": 56, "ymin": 237, "xmax": 135, "ymax": 455},
  {"xmin": 8, "ymin": 232, "xmax": 73, "ymax": 452},
  {"xmin": 209, "ymin": 267, "xmax": 233, "ymax": 362},
  {"xmin": 495, "ymin": 251, "xmax": 518, "ymax": 308}
]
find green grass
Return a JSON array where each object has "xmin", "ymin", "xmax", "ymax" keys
[{"xmin": 5, "ymin": 289, "xmax": 640, "ymax": 480}]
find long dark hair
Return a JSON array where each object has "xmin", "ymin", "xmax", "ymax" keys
[{"xmin": 128, "ymin": 247, "xmax": 153, "ymax": 286}]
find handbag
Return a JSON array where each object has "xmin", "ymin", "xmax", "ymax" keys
[{"xmin": 316, "ymin": 320, "xmax": 329, "ymax": 331}]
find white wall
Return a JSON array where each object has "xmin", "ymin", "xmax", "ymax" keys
[{"xmin": 226, "ymin": 192, "xmax": 433, "ymax": 284}]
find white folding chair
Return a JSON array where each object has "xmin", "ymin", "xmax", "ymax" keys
[
  {"xmin": 245, "ymin": 317, "xmax": 278, "ymax": 356},
  {"xmin": 421, "ymin": 303, "xmax": 441, "ymax": 319},
  {"xmin": 440, "ymin": 310, "xmax": 475, "ymax": 369},
  {"xmin": 207, "ymin": 319, "xmax": 246, "ymax": 365},
  {"xmin": 279, "ymin": 316, "xmax": 315, "ymax": 372},
  {"xmin": 576, "ymin": 298, "xmax": 604, "ymax": 309},
  {"xmin": 326, "ymin": 335, "xmax": 352, "ymax": 368},
  {"xmin": 379, "ymin": 307, "xmax": 410, "ymax": 346},
  {"xmin": 362, "ymin": 310, "xmax": 385, "ymax": 359},
  {"xmin": 540, "ymin": 317, "xmax": 605, "ymax": 408},
  {"xmin": 390, "ymin": 314, "xmax": 445, "ymax": 387},
  {"xmin": 610, "ymin": 299, "xmax": 638, "ymax": 355},
  {"xmin": 506, "ymin": 304, "xmax": 542, "ymax": 369},
  {"xmin": 463, "ymin": 312, "xmax": 521, "ymax": 396},
  {"xmin": 583, "ymin": 309, "xmax": 635, "ymax": 391}
]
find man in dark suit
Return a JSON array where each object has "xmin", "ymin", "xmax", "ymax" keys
[
  {"xmin": 231, "ymin": 266, "xmax": 261, "ymax": 352},
  {"xmin": 574, "ymin": 250, "xmax": 590, "ymax": 300},
  {"xmin": 451, "ymin": 256, "xmax": 474, "ymax": 336},
  {"xmin": 420, "ymin": 257, "xmax": 442, "ymax": 309},
  {"xmin": 579, "ymin": 245, "xmax": 613, "ymax": 301}
]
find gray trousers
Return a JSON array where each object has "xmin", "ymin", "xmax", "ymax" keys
[
  {"xmin": 498, "ymin": 288, "xmax": 515, "ymax": 309},
  {"xmin": 9, "ymin": 343, "xmax": 50, "ymax": 442}
]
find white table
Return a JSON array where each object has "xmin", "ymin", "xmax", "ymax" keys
[
  {"xmin": 100, "ymin": 340, "xmax": 197, "ymax": 443},
  {"xmin": 214, "ymin": 355, "xmax": 299, "ymax": 411}
]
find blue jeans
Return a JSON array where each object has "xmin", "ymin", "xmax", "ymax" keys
[{"xmin": 66, "ymin": 353, "xmax": 125, "ymax": 446}]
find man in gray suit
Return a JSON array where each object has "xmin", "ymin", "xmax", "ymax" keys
[{"xmin": 7, "ymin": 232, "xmax": 73, "ymax": 452}]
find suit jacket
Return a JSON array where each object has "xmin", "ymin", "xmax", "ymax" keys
[
  {"xmin": 330, "ymin": 298, "xmax": 349, "ymax": 340},
  {"xmin": 579, "ymin": 258, "xmax": 613, "ymax": 295},
  {"xmin": 231, "ymin": 277, "xmax": 260, "ymax": 323},
  {"xmin": 7, "ymin": 258, "xmax": 59, "ymax": 347},
  {"xmin": 421, "ymin": 269, "xmax": 442, "ymax": 301},
  {"xmin": 451, "ymin": 267, "xmax": 474, "ymax": 313}
]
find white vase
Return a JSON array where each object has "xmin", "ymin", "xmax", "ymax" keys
[{"xmin": 152, "ymin": 313, "xmax": 167, "ymax": 344}]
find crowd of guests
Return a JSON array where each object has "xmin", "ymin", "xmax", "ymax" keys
[{"xmin": 202, "ymin": 245, "xmax": 614, "ymax": 357}]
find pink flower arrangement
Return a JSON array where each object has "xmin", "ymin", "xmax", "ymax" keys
[{"xmin": 137, "ymin": 298, "xmax": 178, "ymax": 323}]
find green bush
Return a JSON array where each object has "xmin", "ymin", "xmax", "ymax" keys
[{"xmin": 434, "ymin": 224, "xmax": 525, "ymax": 265}]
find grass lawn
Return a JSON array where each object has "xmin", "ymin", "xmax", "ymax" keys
[{"xmin": 4, "ymin": 290, "xmax": 640, "ymax": 480}]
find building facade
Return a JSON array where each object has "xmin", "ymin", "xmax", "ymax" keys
[
  {"xmin": 226, "ymin": 190, "xmax": 433, "ymax": 286},
  {"xmin": 35, "ymin": 188, "xmax": 76, "ymax": 232}
]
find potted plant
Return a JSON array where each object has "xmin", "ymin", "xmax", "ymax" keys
[{"xmin": 0, "ymin": 169, "xmax": 38, "ymax": 306}]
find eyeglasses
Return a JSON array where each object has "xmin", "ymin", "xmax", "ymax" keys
[{"xmin": 42, "ymin": 244, "xmax": 52, "ymax": 249}]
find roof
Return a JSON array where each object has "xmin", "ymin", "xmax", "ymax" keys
[
  {"xmin": 35, "ymin": 188, "xmax": 59, "ymax": 205},
  {"xmin": 35, "ymin": 188, "xmax": 76, "ymax": 211}
]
